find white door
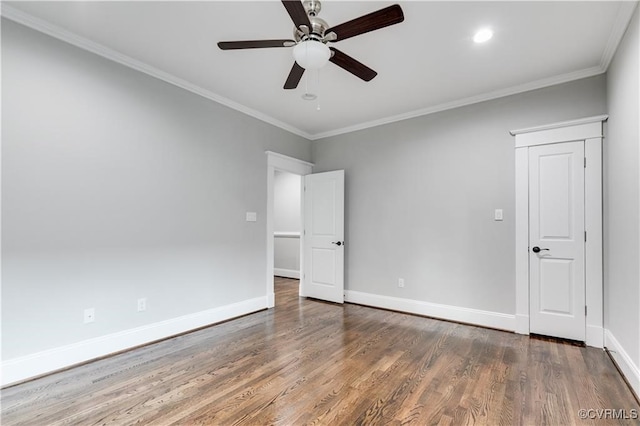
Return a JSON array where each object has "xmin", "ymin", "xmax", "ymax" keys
[
  {"xmin": 529, "ymin": 141, "xmax": 585, "ymax": 341},
  {"xmin": 302, "ymin": 170, "xmax": 344, "ymax": 303}
]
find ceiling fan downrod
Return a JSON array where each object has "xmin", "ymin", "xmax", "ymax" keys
[{"xmin": 303, "ymin": 0, "xmax": 321, "ymax": 17}]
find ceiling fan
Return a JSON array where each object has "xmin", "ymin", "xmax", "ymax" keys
[{"xmin": 217, "ymin": 0, "xmax": 404, "ymax": 90}]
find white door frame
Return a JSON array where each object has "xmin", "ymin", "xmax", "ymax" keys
[
  {"xmin": 266, "ymin": 151, "xmax": 313, "ymax": 308},
  {"xmin": 511, "ymin": 115, "xmax": 607, "ymax": 348}
]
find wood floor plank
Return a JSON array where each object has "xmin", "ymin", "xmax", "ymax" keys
[{"xmin": 2, "ymin": 277, "xmax": 639, "ymax": 425}]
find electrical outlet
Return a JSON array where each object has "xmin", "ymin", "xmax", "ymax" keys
[
  {"xmin": 84, "ymin": 308, "xmax": 95, "ymax": 324},
  {"xmin": 137, "ymin": 298, "xmax": 147, "ymax": 312},
  {"xmin": 398, "ymin": 278, "xmax": 405, "ymax": 288}
]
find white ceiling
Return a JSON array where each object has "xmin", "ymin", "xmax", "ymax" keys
[{"xmin": 2, "ymin": 1, "xmax": 637, "ymax": 139}]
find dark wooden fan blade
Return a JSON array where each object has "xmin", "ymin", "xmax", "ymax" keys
[
  {"xmin": 217, "ymin": 40, "xmax": 295, "ymax": 50},
  {"xmin": 281, "ymin": 0, "xmax": 312, "ymax": 29},
  {"xmin": 329, "ymin": 48, "xmax": 377, "ymax": 82},
  {"xmin": 284, "ymin": 62, "xmax": 305, "ymax": 89},
  {"xmin": 326, "ymin": 4, "xmax": 404, "ymax": 42}
]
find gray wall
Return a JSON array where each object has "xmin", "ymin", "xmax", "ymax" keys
[
  {"xmin": 605, "ymin": 6, "xmax": 640, "ymax": 382},
  {"xmin": 274, "ymin": 171, "xmax": 301, "ymax": 233},
  {"xmin": 1, "ymin": 20, "xmax": 311, "ymax": 359},
  {"xmin": 312, "ymin": 75, "xmax": 607, "ymax": 315}
]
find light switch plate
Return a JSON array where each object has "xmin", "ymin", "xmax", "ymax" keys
[
  {"xmin": 246, "ymin": 212, "xmax": 257, "ymax": 222},
  {"xmin": 494, "ymin": 209, "xmax": 503, "ymax": 221}
]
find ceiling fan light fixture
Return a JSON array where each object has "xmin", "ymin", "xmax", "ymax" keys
[{"xmin": 293, "ymin": 40, "xmax": 330, "ymax": 70}]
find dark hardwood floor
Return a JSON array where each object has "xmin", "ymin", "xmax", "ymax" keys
[{"xmin": 2, "ymin": 277, "xmax": 639, "ymax": 425}]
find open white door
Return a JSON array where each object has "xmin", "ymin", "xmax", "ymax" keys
[
  {"xmin": 529, "ymin": 141, "xmax": 585, "ymax": 341},
  {"xmin": 302, "ymin": 170, "xmax": 344, "ymax": 304}
]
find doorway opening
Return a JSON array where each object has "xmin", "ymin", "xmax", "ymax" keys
[
  {"xmin": 273, "ymin": 170, "xmax": 302, "ymax": 280},
  {"xmin": 266, "ymin": 152, "xmax": 313, "ymax": 307}
]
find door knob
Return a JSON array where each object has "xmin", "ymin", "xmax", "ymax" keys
[
  {"xmin": 331, "ymin": 241, "xmax": 344, "ymax": 246},
  {"xmin": 532, "ymin": 246, "xmax": 549, "ymax": 253}
]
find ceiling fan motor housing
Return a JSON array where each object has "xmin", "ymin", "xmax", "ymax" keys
[
  {"xmin": 294, "ymin": 0, "xmax": 328, "ymax": 42},
  {"xmin": 294, "ymin": 18, "xmax": 328, "ymax": 42}
]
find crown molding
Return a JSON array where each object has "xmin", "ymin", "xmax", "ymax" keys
[
  {"xmin": 311, "ymin": 65, "xmax": 606, "ymax": 140},
  {"xmin": 600, "ymin": 1, "xmax": 639, "ymax": 70},
  {"xmin": 0, "ymin": 4, "xmax": 314, "ymax": 141}
]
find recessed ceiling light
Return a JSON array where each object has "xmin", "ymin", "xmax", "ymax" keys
[{"xmin": 473, "ymin": 28, "xmax": 493, "ymax": 43}]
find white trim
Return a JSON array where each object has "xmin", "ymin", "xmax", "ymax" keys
[
  {"xmin": 509, "ymin": 115, "xmax": 609, "ymax": 136},
  {"xmin": 265, "ymin": 151, "xmax": 314, "ymax": 173},
  {"xmin": 600, "ymin": 1, "xmax": 639, "ymax": 70},
  {"xmin": 513, "ymin": 117, "xmax": 606, "ymax": 348},
  {"xmin": 605, "ymin": 329, "xmax": 640, "ymax": 398},
  {"xmin": 0, "ymin": 297, "xmax": 266, "ymax": 387},
  {"xmin": 0, "ymin": 4, "xmax": 313, "ymax": 141},
  {"xmin": 274, "ymin": 231, "xmax": 300, "ymax": 238},
  {"xmin": 585, "ymin": 137, "xmax": 604, "ymax": 348},
  {"xmin": 345, "ymin": 291, "xmax": 516, "ymax": 332},
  {"xmin": 512, "ymin": 118, "xmax": 608, "ymax": 148},
  {"xmin": 274, "ymin": 268, "xmax": 300, "ymax": 279},
  {"xmin": 514, "ymin": 147, "xmax": 530, "ymax": 335},
  {"xmin": 266, "ymin": 152, "xmax": 312, "ymax": 308}
]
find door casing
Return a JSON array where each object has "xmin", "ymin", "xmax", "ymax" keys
[{"xmin": 512, "ymin": 115, "xmax": 607, "ymax": 348}]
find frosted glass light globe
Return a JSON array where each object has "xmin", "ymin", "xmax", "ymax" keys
[{"xmin": 293, "ymin": 40, "xmax": 331, "ymax": 70}]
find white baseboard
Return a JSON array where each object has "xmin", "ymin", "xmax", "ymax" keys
[
  {"xmin": 345, "ymin": 290, "xmax": 515, "ymax": 331},
  {"xmin": 604, "ymin": 329, "xmax": 640, "ymax": 398},
  {"xmin": 274, "ymin": 268, "xmax": 300, "ymax": 279},
  {"xmin": 1, "ymin": 297, "xmax": 267, "ymax": 387}
]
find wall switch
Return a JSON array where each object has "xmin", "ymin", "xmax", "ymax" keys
[
  {"xmin": 246, "ymin": 212, "xmax": 257, "ymax": 222},
  {"xmin": 494, "ymin": 209, "xmax": 503, "ymax": 221},
  {"xmin": 137, "ymin": 298, "xmax": 147, "ymax": 312},
  {"xmin": 398, "ymin": 278, "xmax": 405, "ymax": 288},
  {"xmin": 84, "ymin": 308, "xmax": 95, "ymax": 324}
]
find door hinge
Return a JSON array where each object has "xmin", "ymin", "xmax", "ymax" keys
[
  {"xmin": 585, "ymin": 305, "xmax": 588, "ymax": 316},
  {"xmin": 585, "ymin": 231, "xmax": 587, "ymax": 242},
  {"xmin": 584, "ymin": 157, "xmax": 587, "ymax": 168}
]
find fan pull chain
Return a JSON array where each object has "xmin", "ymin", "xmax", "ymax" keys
[
  {"xmin": 316, "ymin": 69, "xmax": 321, "ymax": 111},
  {"xmin": 301, "ymin": 69, "xmax": 320, "ymax": 105}
]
